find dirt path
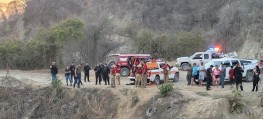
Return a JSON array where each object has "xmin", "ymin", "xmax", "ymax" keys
[{"xmin": 0, "ymin": 69, "xmax": 261, "ymax": 93}]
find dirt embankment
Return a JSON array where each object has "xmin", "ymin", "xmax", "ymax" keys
[{"xmin": 1, "ymin": 70, "xmax": 263, "ymax": 119}]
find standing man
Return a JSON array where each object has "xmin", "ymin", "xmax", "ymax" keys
[
  {"xmin": 102, "ymin": 63, "xmax": 110, "ymax": 85},
  {"xmin": 70, "ymin": 62, "xmax": 75, "ymax": 82},
  {"xmin": 229, "ymin": 66, "xmax": 235, "ymax": 89},
  {"xmin": 135, "ymin": 64, "xmax": 143, "ymax": 87},
  {"xmin": 206, "ymin": 65, "xmax": 213, "ymax": 90},
  {"xmin": 100, "ymin": 63, "xmax": 105, "ymax": 83},
  {"xmin": 141, "ymin": 61, "xmax": 148, "ymax": 88},
  {"xmin": 198, "ymin": 62, "xmax": 206, "ymax": 86},
  {"xmin": 162, "ymin": 62, "xmax": 170, "ymax": 83},
  {"xmin": 84, "ymin": 63, "xmax": 90, "ymax": 82},
  {"xmin": 65, "ymin": 66, "xmax": 72, "ymax": 86},
  {"xmin": 191, "ymin": 63, "xmax": 199, "ymax": 86},
  {"xmin": 186, "ymin": 64, "xmax": 192, "ymax": 85},
  {"xmin": 50, "ymin": 62, "xmax": 58, "ymax": 81},
  {"xmin": 94, "ymin": 64, "xmax": 102, "ymax": 85},
  {"xmin": 115, "ymin": 64, "xmax": 121, "ymax": 85},
  {"xmin": 73, "ymin": 63, "xmax": 83, "ymax": 88},
  {"xmin": 220, "ymin": 63, "xmax": 226, "ymax": 88},
  {"xmin": 234, "ymin": 63, "xmax": 244, "ymax": 91},
  {"xmin": 252, "ymin": 65, "xmax": 260, "ymax": 92},
  {"xmin": 110, "ymin": 64, "xmax": 117, "ymax": 88}
]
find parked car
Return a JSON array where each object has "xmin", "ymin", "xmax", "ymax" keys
[
  {"xmin": 128, "ymin": 62, "xmax": 179, "ymax": 85},
  {"xmin": 107, "ymin": 54, "xmax": 152, "ymax": 76}
]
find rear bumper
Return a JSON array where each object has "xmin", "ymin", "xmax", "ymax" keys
[{"xmin": 128, "ymin": 76, "xmax": 150, "ymax": 81}]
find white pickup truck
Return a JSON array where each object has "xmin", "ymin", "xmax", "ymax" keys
[
  {"xmin": 204, "ymin": 58, "xmax": 258, "ymax": 82},
  {"xmin": 128, "ymin": 62, "xmax": 179, "ymax": 85},
  {"xmin": 176, "ymin": 50, "xmax": 237, "ymax": 71}
]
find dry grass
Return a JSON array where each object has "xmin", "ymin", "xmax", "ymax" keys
[{"xmin": 0, "ymin": 84, "xmax": 118, "ymax": 119}]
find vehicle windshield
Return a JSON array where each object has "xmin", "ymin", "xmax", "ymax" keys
[{"xmin": 205, "ymin": 61, "xmax": 222, "ymax": 68}]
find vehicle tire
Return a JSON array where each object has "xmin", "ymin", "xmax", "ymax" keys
[
  {"xmin": 121, "ymin": 67, "xmax": 130, "ymax": 76},
  {"xmin": 154, "ymin": 76, "xmax": 160, "ymax": 85},
  {"xmin": 245, "ymin": 70, "xmax": 254, "ymax": 82},
  {"xmin": 173, "ymin": 72, "xmax": 179, "ymax": 82},
  {"xmin": 181, "ymin": 63, "xmax": 189, "ymax": 71},
  {"xmin": 107, "ymin": 60, "xmax": 116, "ymax": 68}
]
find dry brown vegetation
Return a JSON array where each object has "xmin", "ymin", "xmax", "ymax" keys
[{"xmin": 1, "ymin": 75, "xmax": 263, "ymax": 119}]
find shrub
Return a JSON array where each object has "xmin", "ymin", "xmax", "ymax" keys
[
  {"xmin": 228, "ymin": 89, "xmax": 244, "ymax": 114},
  {"xmin": 259, "ymin": 91, "xmax": 263, "ymax": 107},
  {"xmin": 196, "ymin": 91, "xmax": 210, "ymax": 97},
  {"xmin": 51, "ymin": 78, "xmax": 62, "ymax": 89},
  {"xmin": 158, "ymin": 83, "xmax": 174, "ymax": 97}
]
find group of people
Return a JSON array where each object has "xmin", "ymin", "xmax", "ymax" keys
[
  {"xmin": 65, "ymin": 62, "xmax": 90, "ymax": 88},
  {"xmin": 94, "ymin": 63, "xmax": 121, "ymax": 86},
  {"xmin": 186, "ymin": 62, "xmax": 261, "ymax": 91}
]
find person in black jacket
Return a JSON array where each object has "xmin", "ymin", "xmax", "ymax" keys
[
  {"xmin": 69, "ymin": 62, "xmax": 75, "ymax": 82},
  {"xmin": 65, "ymin": 66, "xmax": 71, "ymax": 86},
  {"xmin": 234, "ymin": 63, "xmax": 244, "ymax": 91},
  {"xmin": 252, "ymin": 66, "xmax": 260, "ymax": 92},
  {"xmin": 84, "ymin": 63, "xmax": 90, "ymax": 82},
  {"xmin": 206, "ymin": 65, "xmax": 213, "ymax": 91},
  {"xmin": 102, "ymin": 63, "xmax": 110, "ymax": 85},
  {"xmin": 94, "ymin": 64, "xmax": 102, "ymax": 85},
  {"xmin": 50, "ymin": 62, "xmax": 58, "ymax": 81}
]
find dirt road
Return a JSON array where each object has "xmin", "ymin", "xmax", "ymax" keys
[{"xmin": 0, "ymin": 69, "xmax": 261, "ymax": 94}]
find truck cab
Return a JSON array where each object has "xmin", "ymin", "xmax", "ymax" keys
[
  {"xmin": 107, "ymin": 54, "xmax": 152, "ymax": 76},
  {"xmin": 176, "ymin": 49, "xmax": 238, "ymax": 71},
  {"xmin": 176, "ymin": 52, "xmax": 213, "ymax": 70}
]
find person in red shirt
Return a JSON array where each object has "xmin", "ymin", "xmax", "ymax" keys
[
  {"xmin": 135, "ymin": 64, "xmax": 143, "ymax": 87},
  {"xmin": 115, "ymin": 65, "xmax": 121, "ymax": 85},
  {"xmin": 141, "ymin": 61, "xmax": 148, "ymax": 88},
  {"xmin": 110, "ymin": 64, "xmax": 117, "ymax": 88},
  {"xmin": 162, "ymin": 62, "xmax": 170, "ymax": 83},
  {"xmin": 229, "ymin": 66, "xmax": 234, "ymax": 89}
]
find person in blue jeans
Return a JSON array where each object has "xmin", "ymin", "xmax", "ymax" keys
[
  {"xmin": 220, "ymin": 63, "xmax": 226, "ymax": 88},
  {"xmin": 65, "ymin": 66, "xmax": 72, "ymax": 86},
  {"xmin": 73, "ymin": 63, "xmax": 83, "ymax": 88},
  {"xmin": 50, "ymin": 62, "xmax": 58, "ymax": 81}
]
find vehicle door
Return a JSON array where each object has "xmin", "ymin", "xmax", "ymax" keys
[
  {"xmin": 190, "ymin": 53, "xmax": 203, "ymax": 66},
  {"xmin": 223, "ymin": 60, "xmax": 231, "ymax": 80},
  {"xmin": 202, "ymin": 53, "xmax": 210, "ymax": 64}
]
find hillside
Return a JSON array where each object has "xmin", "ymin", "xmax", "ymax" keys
[{"xmin": 0, "ymin": 0, "xmax": 263, "ymax": 68}]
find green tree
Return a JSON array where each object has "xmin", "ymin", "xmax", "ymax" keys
[
  {"xmin": 0, "ymin": 39, "xmax": 24, "ymax": 68},
  {"xmin": 174, "ymin": 32, "xmax": 205, "ymax": 57},
  {"xmin": 134, "ymin": 31, "xmax": 154, "ymax": 53},
  {"xmin": 36, "ymin": 19, "xmax": 85, "ymax": 67}
]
